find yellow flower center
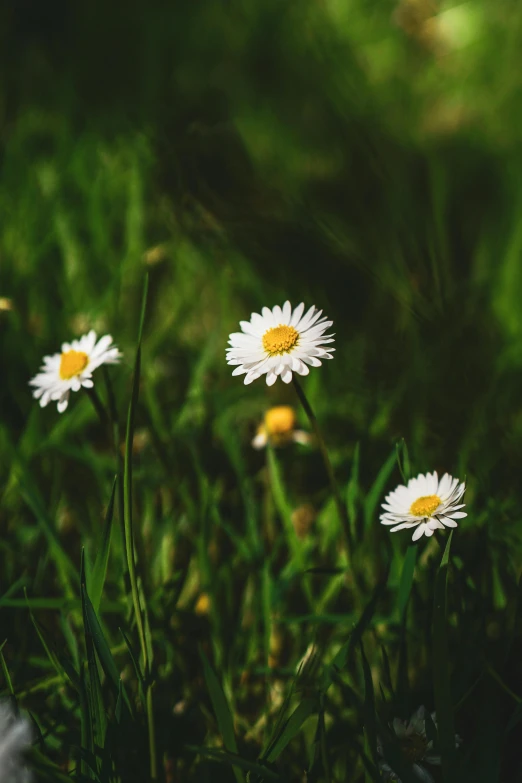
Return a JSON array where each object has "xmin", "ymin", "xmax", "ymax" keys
[
  {"xmin": 400, "ymin": 734, "xmax": 428, "ymax": 764},
  {"xmin": 262, "ymin": 324, "xmax": 299, "ymax": 356},
  {"xmin": 410, "ymin": 494, "xmax": 441, "ymax": 517},
  {"xmin": 59, "ymin": 350, "xmax": 89, "ymax": 380}
]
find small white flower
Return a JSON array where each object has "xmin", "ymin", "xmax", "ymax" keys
[
  {"xmin": 29, "ymin": 330, "xmax": 122, "ymax": 413},
  {"xmin": 251, "ymin": 406, "xmax": 311, "ymax": 449},
  {"xmin": 378, "ymin": 706, "xmax": 461, "ymax": 783},
  {"xmin": 0, "ymin": 700, "xmax": 33, "ymax": 783},
  {"xmin": 226, "ymin": 301, "xmax": 335, "ymax": 386},
  {"xmin": 380, "ymin": 471, "xmax": 466, "ymax": 542}
]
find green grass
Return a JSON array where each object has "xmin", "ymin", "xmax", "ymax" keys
[{"xmin": 2, "ymin": 0, "xmax": 522, "ymax": 780}]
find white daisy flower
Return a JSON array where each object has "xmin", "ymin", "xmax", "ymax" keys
[
  {"xmin": 378, "ymin": 706, "xmax": 461, "ymax": 783},
  {"xmin": 0, "ymin": 700, "xmax": 33, "ymax": 783},
  {"xmin": 29, "ymin": 330, "xmax": 122, "ymax": 413},
  {"xmin": 251, "ymin": 405, "xmax": 311, "ymax": 449},
  {"xmin": 380, "ymin": 471, "xmax": 466, "ymax": 542},
  {"xmin": 226, "ymin": 301, "xmax": 335, "ymax": 386}
]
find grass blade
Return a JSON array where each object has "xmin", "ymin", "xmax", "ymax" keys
[
  {"xmin": 122, "ymin": 274, "xmax": 157, "ymax": 779},
  {"xmin": 433, "ymin": 531, "xmax": 456, "ymax": 782},
  {"xmin": 360, "ymin": 639, "xmax": 379, "ymax": 781},
  {"xmin": 264, "ymin": 697, "xmax": 317, "ymax": 763},
  {"xmin": 396, "ymin": 545, "xmax": 417, "ymax": 620},
  {"xmin": 91, "ymin": 476, "xmax": 117, "ymax": 614},
  {"xmin": 81, "ymin": 574, "xmax": 132, "ymax": 717},
  {"xmin": 364, "ymin": 448, "xmax": 397, "ymax": 530},
  {"xmin": 80, "ymin": 550, "xmax": 106, "ymax": 768}
]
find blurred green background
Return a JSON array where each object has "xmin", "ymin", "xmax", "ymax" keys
[{"xmin": 2, "ymin": 0, "xmax": 522, "ymax": 781}]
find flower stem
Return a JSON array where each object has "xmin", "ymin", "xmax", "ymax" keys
[{"xmin": 292, "ymin": 378, "xmax": 354, "ymax": 556}]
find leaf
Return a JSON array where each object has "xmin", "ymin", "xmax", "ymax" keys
[
  {"xmin": 267, "ymin": 446, "xmax": 303, "ymax": 565},
  {"xmin": 433, "ymin": 532, "xmax": 456, "ymax": 782},
  {"xmin": 364, "ymin": 448, "xmax": 397, "ymax": 529},
  {"xmin": 120, "ymin": 628, "xmax": 146, "ymax": 709},
  {"xmin": 396, "ymin": 545, "xmax": 417, "ymax": 620},
  {"xmin": 346, "ymin": 442, "xmax": 360, "ymax": 536},
  {"xmin": 26, "ymin": 591, "xmax": 81, "ymax": 692},
  {"xmin": 123, "ymin": 274, "xmax": 149, "ymax": 671},
  {"xmin": 321, "ymin": 578, "xmax": 386, "ymax": 694},
  {"xmin": 19, "ymin": 483, "xmax": 78, "ymax": 593},
  {"xmin": 199, "ymin": 648, "xmax": 244, "ymax": 783},
  {"xmin": 90, "ymin": 476, "xmax": 117, "ymax": 614},
  {"xmin": 263, "ymin": 697, "xmax": 317, "ymax": 763},
  {"xmin": 0, "ymin": 642, "xmax": 14, "ymax": 696},
  {"xmin": 81, "ymin": 574, "xmax": 133, "ymax": 717},
  {"xmin": 79, "ymin": 662, "xmax": 94, "ymax": 779}
]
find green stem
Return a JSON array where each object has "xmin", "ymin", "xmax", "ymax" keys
[{"xmin": 292, "ymin": 378, "xmax": 353, "ymax": 556}]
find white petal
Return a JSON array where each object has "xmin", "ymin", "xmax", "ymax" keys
[
  {"xmin": 252, "ymin": 431, "xmax": 267, "ymax": 449},
  {"xmin": 292, "ymin": 430, "xmax": 311, "ymax": 446},
  {"xmin": 290, "ymin": 302, "xmax": 305, "ymax": 326},
  {"xmin": 302, "ymin": 355, "xmax": 322, "ymax": 368},
  {"xmin": 295, "ymin": 361, "xmax": 309, "ymax": 376},
  {"xmin": 229, "ymin": 332, "xmax": 258, "ymax": 346},
  {"xmin": 57, "ymin": 394, "xmax": 69, "ymax": 413},
  {"xmin": 250, "ymin": 312, "xmax": 266, "ymax": 331},
  {"xmin": 437, "ymin": 472, "xmax": 452, "ymax": 498},
  {"xmin": 281, "ymin": 367, "xmax": 293, "ymax": 384},
  {"xmin": 282, "ymin": 300, "xmax": 292, "ymax": 322},
  {"xmin": 295, "ymin": 305, "xmax": 320, "ymax": 331},
  {"xmin": 266, "ymin": 371, "xmax": 278, "ymax": 386},
  {"xmin": 438, "ymin": 516, "xmax": 458, "ymax": 528},
  {"xmin": 271, "ymin": 304, "xmax": 283, "ymax": 321},
  {"xmin": 238, "ymin": 321, "xmax": 261, "ymax": 337},
  {"xmin": 412, "ymin": 524, "xmax": 427, "ymax": 542},
  {"xmin": 389, "ymin": 521, "xmax": 420, "ymax": 532},
  {"xmin": 90, "ymin": 333, "xmax": 113, "ymax": 358},
  {"xmin": 244, "ymin": 369, "xmax": 261, "ymax": 384},
  {"xmin": 84, "ymin": 330, "xmax": 98, "ymax": 353},
  {"xmin": 262, "ymin": 306, "xmax": 276, "ymax": 325}
]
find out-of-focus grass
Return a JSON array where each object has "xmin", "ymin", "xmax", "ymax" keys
[{"xmin": 2, "ymin": 0, "xmax": 522, "ymax": 781}]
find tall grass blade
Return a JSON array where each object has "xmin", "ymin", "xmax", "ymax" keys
[
  {"xmin": 396, "ymin": 545, "xmax": 417, "ymax": 620},
  {"xmin": 433, "ymin": 531, "xmax": 456, "ymax": 782},
  {"xmin": 263, "ymin": 697, "xmax": 317, "ymax": 763},
  {"xmin": 91, "ymin": 476, "xmax": 117, "ymax": 614}
]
